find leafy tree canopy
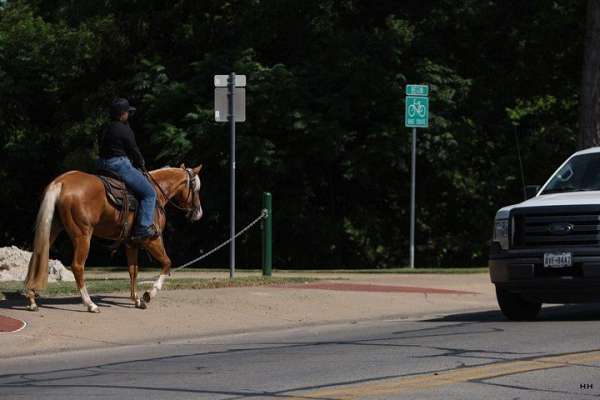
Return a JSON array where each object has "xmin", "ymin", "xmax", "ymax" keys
[{"xmin": 0, "ymin": 0, "xmax": 586, "ymax": 268}]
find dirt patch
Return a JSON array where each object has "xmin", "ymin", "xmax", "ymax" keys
[
  {"xmin": 276, "ymin": 282, "xmax": 479, "ymax": 294},
  {"xmin": 0, "ymin": 246, "xmax": 74, "ymax": 283}
]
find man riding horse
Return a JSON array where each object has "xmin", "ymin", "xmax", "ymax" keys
[
  {"xmin": 97, "ymin": 98, "xmax": 158, "ymax": 242},
  {"xmin": 24, "ymin": 98, "xmax": 204, "ymax": 312}
]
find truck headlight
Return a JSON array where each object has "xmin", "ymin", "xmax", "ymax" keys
[{"xmin": 493, "ymin": 219, "xmax": 509, "ymax": 250}]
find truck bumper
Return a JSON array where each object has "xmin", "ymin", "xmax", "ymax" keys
[{"xmin": 489, "ymin": 249, "xmax": 600, "ymax": 303}]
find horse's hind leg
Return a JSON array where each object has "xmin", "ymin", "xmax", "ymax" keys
[
  {"xmin": 126, "ymin": 245, "xmax": 145, "ymax": 309},
  {"xmin": 70, "ymin": 234, "xmax": 98, "ymax": 313},
  {"xmin": 141, "ymin": 237, "xmax": 171, "ymax": 303}
]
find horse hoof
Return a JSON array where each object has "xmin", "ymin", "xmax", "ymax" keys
[
  {"xmin": 136, "ymin": 300, "xmax": 147, "ymax": 310},
  {"xmin": 143, "ymin": 291, "xmax": 151, "ymax": 303},
  {"xmin": 88, "ymin": 304, "xmax": 100, "ymax": 313},
  {"xmin": 26, "ymin": 304, "xmax": 38, "ymax": 312}
]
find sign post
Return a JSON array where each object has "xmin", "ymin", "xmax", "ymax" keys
[
  {"xmin": 262, "ymin": 192, "xmax": 272, "ymax": 277},
  {"xmin": 405, "ymin": 84, "xmax": 429, "ymax": 269},
  {"xmin": 215, "ymin": 73, "xmax": 246, "ymax": 278}
]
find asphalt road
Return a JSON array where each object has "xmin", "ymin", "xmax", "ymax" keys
[{"xmin": 2, "ymin": 304, "xmax": 600, "ymax": 399}]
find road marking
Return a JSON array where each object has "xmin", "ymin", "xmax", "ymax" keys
[
  {"xmin": 0, "ymin": 315, "xmax": 26, "ymax": 334},
  {"xmin": 290, "ymin": 350, "xmax": 600, "ymax": 399}
]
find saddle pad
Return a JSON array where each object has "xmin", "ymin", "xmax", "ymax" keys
[{"xmin": 97, "ymin": 175, "xmax": 138, "ymax": 211}]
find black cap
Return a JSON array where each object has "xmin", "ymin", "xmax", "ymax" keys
[{"xmin": 110, "ymin": 98, "xmax": 136, "ymax": 115}]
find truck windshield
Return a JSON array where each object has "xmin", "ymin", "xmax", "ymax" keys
[{"xmin": 542, "ymin": 153, "xmax": 600, "ymax": 194}]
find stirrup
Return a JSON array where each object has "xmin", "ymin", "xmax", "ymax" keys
[{"xmin": 131, "ymin": 226, "xmax": 160, "ymax": 242}]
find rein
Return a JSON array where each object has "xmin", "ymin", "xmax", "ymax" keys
[{"xmin": 145, "ymin": 168, "xmax": 195, "ymax": 214}]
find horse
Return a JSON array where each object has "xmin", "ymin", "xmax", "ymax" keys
[{"xmin": 24, "ymin": 164, "xmax": 203, "ymax": 312}]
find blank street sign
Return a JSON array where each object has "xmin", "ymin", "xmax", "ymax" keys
[
  {"xmin": 406, "ymin": 84, "xmax": 428, "ymax": 96},
  {"xmin": 214, "ymin": 87, "xmax": 246, "ymax": 122},
  {"xmin": 214, "ymin": 75, "xmax": 247, "ymax": 87}
]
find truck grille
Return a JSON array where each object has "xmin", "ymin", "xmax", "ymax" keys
[{"xmin": 512, "ymin": 207, "xmax": 600, "ymax": 248}]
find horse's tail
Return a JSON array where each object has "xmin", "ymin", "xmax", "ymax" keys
[{"xmin": 25, "ymin": 181, "xmax": 62, "ymax": 292}]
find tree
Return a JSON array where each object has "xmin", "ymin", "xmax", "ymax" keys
[
  {"xmin": 580, "ymin": 0, "xmax": 600, "ymax": 149},
  {"xmin": 0, "ymin": 0, "xmax": 588, "ymax": 268}
]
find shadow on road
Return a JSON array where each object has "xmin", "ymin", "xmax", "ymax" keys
[
  {"xmin": 0, "ymin": 291, "xmax": 133, "ymax": 312},
  {"xmin": 426, "ymin": 303, "xmax": 600, "ymax": 322}
]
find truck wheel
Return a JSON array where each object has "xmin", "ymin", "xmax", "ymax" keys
[{"xmin": 495, "ymin": 287, "xmax": 542, "ymax": 321}]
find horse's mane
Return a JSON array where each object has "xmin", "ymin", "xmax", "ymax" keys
[
  {"xmin": 149, "ymin": 166, "xmax": 187, "ymax": 182},
  {"xmin": 150, "ymin": 166, "xmax": 179, "ymax": 174}
]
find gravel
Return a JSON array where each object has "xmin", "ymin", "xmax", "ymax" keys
[{"xmin": 0, "ymin": 246, "xmax": 75, "ymax": 282}]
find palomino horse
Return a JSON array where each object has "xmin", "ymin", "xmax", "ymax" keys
[{"xmin": 24, "ymin": 164, "xmax": 203, "ymax": 312}]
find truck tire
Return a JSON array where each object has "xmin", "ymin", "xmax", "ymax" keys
[{"xmin": 495, "ymin": 286, "xmax": 542, "ymax": 321}]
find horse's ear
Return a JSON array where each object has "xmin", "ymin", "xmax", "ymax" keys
[
  {"xmin": 193, "ymin": 164, "xmax": 203, "ymax": 174},
  {"xmin": 180, "ymin": 163, "xmax": 186, "ymax": 169}
]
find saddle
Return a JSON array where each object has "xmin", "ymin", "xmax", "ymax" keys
[
  {"xmin": 96, "ymin": 169, "xmax": 162, "ymax": 248},
  {"xmin": 97, "ymin": 169, "xmax": 139, "ymax": 245},
  {"xmin": 97, "ymin": 170, "xmax": 138, "ymax": 211}
]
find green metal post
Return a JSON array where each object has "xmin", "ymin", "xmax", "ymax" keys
[{"xmin": 262, "ymin": 192, "xmax": 272, "ymax": 276}]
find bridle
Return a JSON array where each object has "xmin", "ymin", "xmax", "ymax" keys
[{"xmin": 146, "ymin": 167, "xmax": 200, "ymax": 220}]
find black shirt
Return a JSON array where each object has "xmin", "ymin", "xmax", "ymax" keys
[{"xmin": 98, "ymin": 121, "xmax": 146, "ymax": 168}]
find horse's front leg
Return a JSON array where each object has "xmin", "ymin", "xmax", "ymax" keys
[
  {"xmin": 141, "ymin": 236, "xmax": 171, "ymax": 303},
  {"xmin": 25, "ymin": 288, "xmax": 38, "ymax": 312},
  {"xmin": 126, "ymin": 245, "xmax": 145, "ymax": 309}
]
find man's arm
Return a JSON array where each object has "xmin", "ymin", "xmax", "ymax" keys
[{"xmin": 121, "ymin": 126, "xmax": 146, "ymax": 170}]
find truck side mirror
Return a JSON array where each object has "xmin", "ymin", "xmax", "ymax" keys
[{"xmin": 526, "ymin": 185, "xmax": 540, "ymax": 199}]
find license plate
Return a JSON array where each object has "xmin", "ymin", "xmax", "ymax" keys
[{"xmin": 544, "ymin": 252, "xmax": 572, "ymax": 268}]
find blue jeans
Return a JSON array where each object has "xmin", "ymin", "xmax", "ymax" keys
[{"xmin": 97, "ymin": 156, "xmax": 156, "ymax": 232}]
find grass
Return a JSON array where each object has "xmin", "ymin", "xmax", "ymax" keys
[{"xmin": 0, "ymin": 276, "xmax": 319, "ymax": 298}]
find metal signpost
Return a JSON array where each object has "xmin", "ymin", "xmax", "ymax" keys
[
  {"xmin": 405, "ymin": 84, "xmax": 429, "ymax": 269},
  {"xmin": 215, "ymin": 73, "xmax": 246, "ymax": 278},
  {"xmin": 262, "ymin": 192, "xmax": 272, "ymax": 277}
]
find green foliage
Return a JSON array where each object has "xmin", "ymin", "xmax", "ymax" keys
[
  {"xmin": 0, "ymin": 276, "xmax": 319, "ymax": 297},
  {"xmin": 0, "ymin": 0, "xmax": 587, "ymax": 267}
]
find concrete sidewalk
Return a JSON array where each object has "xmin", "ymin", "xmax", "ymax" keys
[{"xmin": 0, "ymin": 272, "xmax": 497, "ymax": 358}]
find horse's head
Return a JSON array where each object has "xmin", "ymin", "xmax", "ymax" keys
[{"xmin": 175, "ymin": 163, "xmax": 203, "ymax": 221}]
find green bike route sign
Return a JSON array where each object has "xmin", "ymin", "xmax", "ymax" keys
[
  {"xmin": 405, "ymin": 96, "xmax": 429, "ymax": 128},
  {"xmin": 405, "ymin": 84, "xmax": 429, "ymax": 269}
]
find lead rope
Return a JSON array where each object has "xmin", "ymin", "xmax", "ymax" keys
[{"xmin": 142, "ymin": 209, "xmax": 269, "ymax": 282}]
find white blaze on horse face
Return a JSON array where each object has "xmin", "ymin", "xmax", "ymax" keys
[
  {"xmin": 192, "ymin": 206, "xmax": 203, "ymax": 221},
  {"xmin": 193, "ymin": 175, "xmax": 201, "ymax": 191},
  {"xmin": 188, "ymin": 171, "xmax": 202, "ymax": 221}
]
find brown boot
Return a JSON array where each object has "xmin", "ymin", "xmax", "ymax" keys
[{"xmin": 131, "ymin": 225, "xmax": 160, "ymax": 242}]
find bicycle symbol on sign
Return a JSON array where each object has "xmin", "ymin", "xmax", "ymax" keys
[{"xmin": 408, "ymin": 100, "xmax": 426, "ymax": 118}]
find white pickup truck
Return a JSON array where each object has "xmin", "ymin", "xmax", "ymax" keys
[{"xmin": 490, "ymin": 147, "xmax": 600, "ymax": 320}]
